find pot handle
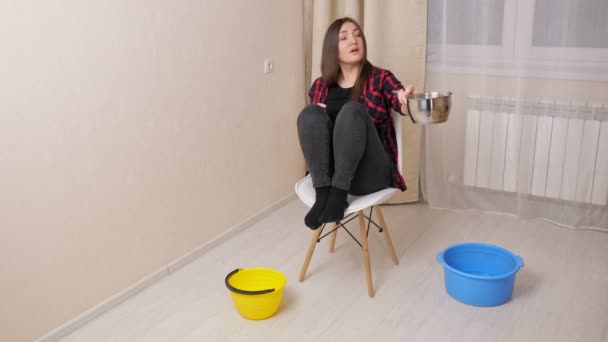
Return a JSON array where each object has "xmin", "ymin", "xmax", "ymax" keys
[
  {"xmin": 225, "ymin": 268, "xmax": 275, "ymax": 295},
  {"xmin": 406, "ymin": 105, "xmax": 417, "ymax": 124},
  {"xmin": 393, "ymin": 90, "xmax": 417, "ymax": 124}
]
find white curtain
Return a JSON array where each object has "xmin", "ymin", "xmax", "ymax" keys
[
  {"xmin": 304, "ymin": 0, "xmax": 427, "ymax": 204},
  {"xmin": 423, "ymin": 0, "xmax": 608, "ymax": 230}
]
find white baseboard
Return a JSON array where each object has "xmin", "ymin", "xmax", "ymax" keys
[
  {"xmin": 36, "ymin": 192, "xmax": 296, "ymax": 342},
  {"xmin": 36, "ymin": 266, "xmax": 169, "ymax": 342}
]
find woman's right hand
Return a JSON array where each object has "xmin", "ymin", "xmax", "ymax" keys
[
  {"xmin": 396, "ymin": 86, "xmax": 416, "ymax": 106},
  {"xmin": 316, "ymin": 103, "xmax": 327, "ymax": 109}
]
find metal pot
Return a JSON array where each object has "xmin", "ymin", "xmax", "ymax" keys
[{"xmin": 405, "ymin": 91, "xmax": 452, "ymax": 125}]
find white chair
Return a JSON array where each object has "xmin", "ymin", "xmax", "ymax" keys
[{"xmin": 295, "ymin": 110, "xmax": 402, "ymax": 298}]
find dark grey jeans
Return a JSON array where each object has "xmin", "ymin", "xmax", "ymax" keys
[{"xmin": 297, "ymin": 102, "xmax": 391, "ymax": 196}]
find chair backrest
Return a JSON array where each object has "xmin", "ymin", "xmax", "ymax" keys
[{"xmin": 391, "ymin": 110, "xmax": 403, "ymax": 174}]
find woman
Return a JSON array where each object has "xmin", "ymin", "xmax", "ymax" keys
[{"xmin": 298, "ymin": 17, "xmax": 415, "ymax": 229}]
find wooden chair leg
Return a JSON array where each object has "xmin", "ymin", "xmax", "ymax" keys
[
  {"xmin": 358, "ymin": 211, "xmax": 374, "ymax": 298},
  {"xmin": 374, "ymin": 205, "xmax": 399, "ymax": 265},
  {"xmin": 328, "ymin": 223, "xmax": 338, "ymax": 253},
  {"xmin": 299, "ymin": 227, "xmax": 323, "ymax": 282}
]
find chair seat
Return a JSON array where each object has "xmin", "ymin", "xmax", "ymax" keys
[{"xmin": 294, "ymin": 175, "xmax": 397, "ymax": 216}]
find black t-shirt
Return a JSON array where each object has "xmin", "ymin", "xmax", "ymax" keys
[{"xmin": 325, "ymin": 84, "xmax": 353, "ymax": 123}]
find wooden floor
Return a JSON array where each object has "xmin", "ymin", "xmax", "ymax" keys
[{"xmin": 61, "ymin": 200, "xmax": 608, "ymax": 342}]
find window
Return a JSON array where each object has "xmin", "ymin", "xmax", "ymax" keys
[
  {"xmin": 532, "ymin": 0, "xmax": 608, "ymax": 49},
  {"xmin": 428, "ymin": 0, "xmax": 505, "ymax": 46},
  {"xmin": 428, "ymin": 0, "xmax": 515, "ymax": 60},
  {"xmin": 427, "ymin": 0, "xmax": 608, "ymax": 81}
]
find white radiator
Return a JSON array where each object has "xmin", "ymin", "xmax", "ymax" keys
[{"xmin": 463, "ymin": 97, "xmax": 608, "ymax": 206}]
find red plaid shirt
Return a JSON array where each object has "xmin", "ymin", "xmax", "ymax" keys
[{"xmin": 308, "ymin": 67, "xmax": 407, "ymax": 191}]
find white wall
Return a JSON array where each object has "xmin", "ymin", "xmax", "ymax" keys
[{"xmin": 0, "ymin": 1, "xmax": 305, "ymax": 341}]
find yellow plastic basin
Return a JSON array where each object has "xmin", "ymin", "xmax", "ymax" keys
[{"xmin": 224, "ymin": 268, "xmax": 287, "ymax": 320}]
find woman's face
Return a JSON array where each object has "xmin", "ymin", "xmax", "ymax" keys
[{"xmin": 337, "ymin": 21, "xmax": 364, "ymax": 65}]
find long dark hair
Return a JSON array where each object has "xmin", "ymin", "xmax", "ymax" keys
[{"xmin": 320, "ymin": 17, "xmax": 373, "ymax": 101}]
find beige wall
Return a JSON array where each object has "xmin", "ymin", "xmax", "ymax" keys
[{"xmin": 0, "ymin": 1, "xmax": 305, "ymax": 341}]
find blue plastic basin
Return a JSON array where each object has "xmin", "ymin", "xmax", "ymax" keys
[{"xmin": 437, "ymin": 243, "xmax": 524, "ymax": 307}]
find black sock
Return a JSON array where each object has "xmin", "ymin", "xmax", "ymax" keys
[
  {"xmin": 304, "ymin": 186, "xmax": 331, "ymax": 229},
  {"xmin": 320, "ymin": 186, "xmax": 349, "ymax": 223}
]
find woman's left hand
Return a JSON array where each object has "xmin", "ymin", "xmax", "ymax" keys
[{"xmin": 396, "ymin": 85, "xmax": 416, "ymax": 106}]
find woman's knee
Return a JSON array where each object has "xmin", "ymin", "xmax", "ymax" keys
[
  {"xmin": 341, "ymin": 101, "xmax": 366, "ymax": 114},
  {"xmin": 298, "ymin": 104, "xmax": 328, "ymax": 127},
  {"xmin": 336, "ymin": 101, "xmax": 368, "ymax": 125}
]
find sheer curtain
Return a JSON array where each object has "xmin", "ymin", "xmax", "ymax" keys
[{"xmin": 423, "ymin": 0, "xmax": 608, "ymax": 230}]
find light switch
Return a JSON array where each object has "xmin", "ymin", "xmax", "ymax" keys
[{"xmin": 264, "ymin": 57, "xmax": 273, "ymax": 74}]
